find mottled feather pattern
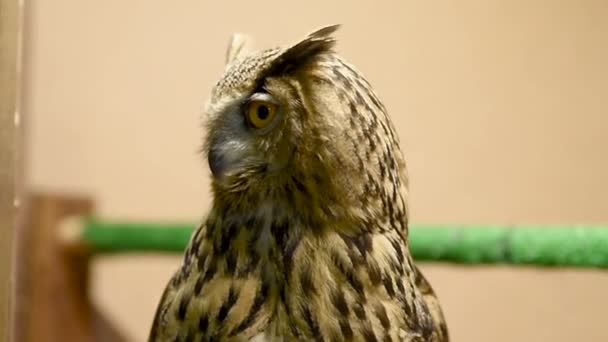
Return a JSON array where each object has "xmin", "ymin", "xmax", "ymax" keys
[{"xmin": 149, "ymin": 25, "xmax": 448, "ymax": 342}]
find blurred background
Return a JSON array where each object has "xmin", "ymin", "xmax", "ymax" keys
[{"xmin": 17, "ymin": 0, "xmax": 608, "ymax": 341}]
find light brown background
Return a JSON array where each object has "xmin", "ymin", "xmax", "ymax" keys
[{"xmin": 23, "ymin": 0, "xmax": 608, "ymax": 341}]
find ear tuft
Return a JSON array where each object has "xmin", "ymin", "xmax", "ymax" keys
[
  {"xmin": 268, "ymin": 24, "xmax": 341, "ymax": 75},
  {"xmin": 307, "ymin": 24, "xmax": 341, "ymax": 40},
  {"xmin": 284, "ymin": 24, "xmax": 340, "ymax": 63},
  {"xmin": 225, "ymin": 32, "xmax": 253, "ymax": 67}
]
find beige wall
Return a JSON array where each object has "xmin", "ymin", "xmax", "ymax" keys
[{"xmin": 24, "ymin": 0, "xmax": 608, "ymax": 341}]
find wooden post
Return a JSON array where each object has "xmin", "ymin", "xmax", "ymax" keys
[
  {"xmin": 0, "ymin": 0, "xmax": 23, "ymax": 340},
  {"xmin": 16, "ymin": 194, "xmax": 129, "ymax": 342},
  {"xmin": 16, "ymin": 194, "xmax": 95, "ymax": 342}
]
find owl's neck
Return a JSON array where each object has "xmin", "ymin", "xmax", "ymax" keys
[
  {"xmin": 195, "ymin": 193, "xmax": 412, "ymax": 283},
  {"xmin": 204, "ymin": 176, "xmax": 410, "ymax": 261},
  {"xmin": 210, "ymin": 169, "xmax": 409, "ymax": 236}
]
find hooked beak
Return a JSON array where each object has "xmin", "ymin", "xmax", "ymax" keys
[{"xmin": 207, "ymin": 146, "xmax": 226, "ymax": 178}]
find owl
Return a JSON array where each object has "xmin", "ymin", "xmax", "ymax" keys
[{"xmin": 149, "ymin": 25, "xmax": 448, "ymax": 342}]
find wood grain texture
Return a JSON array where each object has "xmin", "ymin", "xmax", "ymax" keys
[{"xmin": 0, "ymin": 0, "xmax": 22, "ymax": 340}]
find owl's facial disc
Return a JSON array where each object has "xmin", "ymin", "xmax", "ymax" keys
[{"xmin": 207, "ymin": 91, "xmax": 285, "ymax": 181}]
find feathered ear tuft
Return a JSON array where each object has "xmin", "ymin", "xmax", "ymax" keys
[
  {"xmin": 225, "ymin": 32, "xmax": 253, "ymax": 67},
  {"xmin": 269, "ymin": 24, "xmax": 341, "ymax": 75},
  {"xmin": 307, "ymin": 24, "xmax": 341, "ymax": 40}
]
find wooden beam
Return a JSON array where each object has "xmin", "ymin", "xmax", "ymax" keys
[{"xmin": 0, "ymin": 0, "xmax": 23, "ymax": 340}]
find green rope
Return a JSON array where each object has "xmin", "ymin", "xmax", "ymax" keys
[{"xmin": 82, "ymin": 219, "xmax": 608, "ymax": 268}]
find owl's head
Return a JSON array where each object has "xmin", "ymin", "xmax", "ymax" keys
[{"xmin": 203, "ymin": 25, "xmax": 406, "ymax": 222}]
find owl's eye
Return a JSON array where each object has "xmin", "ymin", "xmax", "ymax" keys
[{"xmin": 246, "ymin": 100, "xmax": 278, "ymax": 129}]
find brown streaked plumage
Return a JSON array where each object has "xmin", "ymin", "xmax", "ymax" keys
[{"xmin": 149, "ymin": 25, "xmax": 448, "ymax": 342}]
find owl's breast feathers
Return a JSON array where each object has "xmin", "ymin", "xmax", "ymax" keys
[{"xmin": 149, "ymin": 204, "xmax": 447, "ymax": 341}]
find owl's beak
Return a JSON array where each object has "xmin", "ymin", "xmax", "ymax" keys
[{"xmin": 207, "ymin": 147, "xmax": 226, "ymax": 177}]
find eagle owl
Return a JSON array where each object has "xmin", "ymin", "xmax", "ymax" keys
[{"xmin": 149, "ymin": 25, "xmax": 448, "ymax": 342}]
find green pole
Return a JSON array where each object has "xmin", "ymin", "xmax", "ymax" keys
[{"xmin": 80, "ymin": 219, "xmax": 608, "ymax": 268}]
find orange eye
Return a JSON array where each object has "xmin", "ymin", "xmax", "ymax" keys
[{"xmin": 247, "ymin": 101, "xmax": 278, "ymax": 129}]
